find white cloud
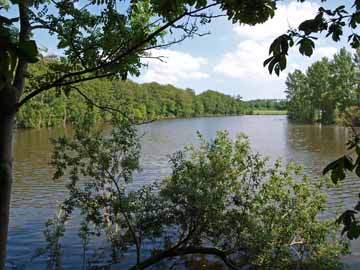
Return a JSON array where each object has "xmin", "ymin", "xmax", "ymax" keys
[
  {"xmin": 312, "ymin": 46, "xmax": 338, "ymax": 59},
  {"xmin": 214, "ymin": 1, "xmax": 338, "ymax": 81},
  {"xmin": 214, "ymin": 39, "xmax": 338, "ymax": 80},
  {"xmin": 140, "ymin": 49, "xmax": 209, "ymax": 84},
  {"xmin": 214, "ymin": 40, "xmax": 279, "ymax": 80},
  {"xmin": 234, "ymin": 1, "xmax": 319, "ymax": 40}
]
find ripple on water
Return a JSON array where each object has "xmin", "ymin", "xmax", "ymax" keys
[{"xmin": 8, "ymin": 116, "xmax": 360, "ymax": 269}]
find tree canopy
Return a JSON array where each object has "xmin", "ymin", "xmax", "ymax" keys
[
  {"xmin": 286, "ymin": 48, "xmax": 360, "ymax": 125},
  {"xmin": 15, "ymin": 57, "xmax": 250, "ymax": 128},
  {"xmin": 0, "ymin": 2, "xmax": 284, "ymax": 268},
  {"xmin": 2, "ymin": 1, "xmax": 360, "ymax": 269},
  {"xmin": 42, "ymin": 119, "xmax": 347, "ymax": 270}
]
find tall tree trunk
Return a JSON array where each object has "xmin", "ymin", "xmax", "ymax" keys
[
  {"xmin": 0, "ymin": 3, "xmax": 29, "ymax": 267},
  {"xmin": 0, "ymin": 3, "xmax": 30, "ymax": 269},
  {"xmin": 0, "ymin": 99, "xmax": 15, "ymax": 270}
]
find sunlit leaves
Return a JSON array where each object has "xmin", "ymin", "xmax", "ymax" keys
[
  {"xmin": 44, "ymin": 128, "xmax": 347, "ymax": 269},
  {"xmin": 0, "ymin": 0, "xmax": 9, "ymax": 9}
]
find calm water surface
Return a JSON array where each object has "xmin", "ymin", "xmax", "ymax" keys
[{"xmin": 7, "ymin": 115, "xmax": 360, "ymax": 269}]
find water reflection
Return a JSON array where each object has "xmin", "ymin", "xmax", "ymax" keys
[{"xmin": 8, "ymin": 115, "xmax": 360, "ymax": 269}]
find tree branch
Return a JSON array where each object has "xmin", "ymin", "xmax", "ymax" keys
[
  {"xmin": 71, "ymin": 86, "xmax": 155, "ymax": 126},
  {"xmin": 17, "ymin": 2, "xmax": 221, "ymax": 107},
  {"xmin": 12, "ymin": 2, "xmax": 31, "ymax": 102},
  {"xmin": 102, "ymin": 167, "xmax": 142, "ymax": 264},
  {"xmin": 129, "ymin": 246, "xmax": 249, "ymax": 270}
]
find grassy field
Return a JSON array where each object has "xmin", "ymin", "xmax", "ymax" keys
[{"xmin": 252, "ymin": 110, "xmax": 287, "ymax": 115}]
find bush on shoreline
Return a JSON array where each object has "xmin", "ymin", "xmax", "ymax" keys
[{"xmin": 39, "ymin": 117, "xmax": 348, "ymax": 270}]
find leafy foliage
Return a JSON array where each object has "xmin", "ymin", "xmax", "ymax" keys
[
  {"xmin": 247, "ymin": 99, "xmax": 287, "ymax": 111},
  {"xmin": 265, "ymin": 1, "xmax": 360, "ymax": 75},
  {"xmin": 3, "ymin": 1, "xmax": 360, "ymax": 269},
  {"xmin": 42, "ymin": 122, "xmax": 348, "ymax": 269},
  {"xmin": 16, "ymin": 57, "xmax": 250, "ymax": 128},
  {"xmin": 286, "ymin": 48, "xmax": 359, "ymax": 125},
  {"xmin": 323, "ymin": 130, "xmax": 360, "ymax": 240}
]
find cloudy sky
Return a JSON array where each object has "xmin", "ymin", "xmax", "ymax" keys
[
  {"xmin": 6, "ymin": 0, "xmax": 352, "ymax": 100},
  {"xmin": 136, "ymin": 0, "xmax": 351, "ymax": 100}
]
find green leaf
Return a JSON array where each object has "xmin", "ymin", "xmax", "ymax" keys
[
  {"xmin": 298, "ymin": 38, "xmax": 315, "ymax": 57},
  {"xmin": 331, "ymin": 167, "xmax": 346, "ymax": 184},
  {"xmin": 279, "ymin": 55, "xmax": 287, "ymax": 71},
  {"xmin": 269, "ymin": 37, "xmax": 281, "ymax": 55},
  {"xmin": 323, "ymin": 157, "xmax": 342, "ymax": 175},
  {"xmin": 268, "ymin": 58, "xmax": 277, "ymax": 75},
  {"xmin": 336, "ymin": 210, "xmax": 357, "ymax": 227},
  {"xmin": 0, "ymin": 0, "xmax": 10, "ymax": 9},
  {"xmin": 343, "ymin": 155, "xmax": 354, "ymax": 171},
  {"xmin": 17, "ymin": 40, "xmax": 39, "ymax": 63},
  {"xmin": 347, "ymin": 223, "xmax": 360, "ymax": 240},
  {"xmin": 263, "ymin": 56, "xmax": 274, "ymax": 67},
  {"xmin": 356, "ymin": 165, "xmax": 360, "ymax": 178},
  {"xmin": 299, "ymin": 19, "xmax": 317, "ymax": 35}
]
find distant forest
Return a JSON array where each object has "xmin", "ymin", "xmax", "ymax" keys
[
  {"xmin": 18, "ymin": 57, "xmax": 257, "ymax": 128},
  {"xmin": 247, "ymin": 99, "xmax": 287, "ymax": 111}
]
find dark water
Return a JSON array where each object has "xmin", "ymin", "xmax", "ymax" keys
[{"xmin": 7, "ymin": 115, "xmax": 360, "ymax": 269}]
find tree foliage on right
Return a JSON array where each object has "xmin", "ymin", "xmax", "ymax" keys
[{"xmin": 286, "ymin": 48, "xmax": 359, "ymax": 125}]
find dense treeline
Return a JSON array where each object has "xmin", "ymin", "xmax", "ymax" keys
[
  {"xmin": 286, "ymin": 48, "xmax": 360, "ymax": 125},
  {"xmin": 17, "ymin": 57, "xmax": 251, "ymax": 128},
  {"xmin": 247, "ymin": 99, "xmax": 287, "ymax": 111}
]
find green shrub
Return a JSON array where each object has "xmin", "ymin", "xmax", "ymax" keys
[{"xmin": 42, "ymin": 120, "xmax": 348, "ymax": 270}]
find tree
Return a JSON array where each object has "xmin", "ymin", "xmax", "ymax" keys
[
  {"xmin": 285, "ymin": 70, "xmax": 312, "ymax": 122},
  {"xmin": 306, "ymin": 58, "xmax": 334, "ymax": 124},
  {"xmin": 1, "ymin": 0, "xmax": 360, "ymax": 268},
  {"xmin": 286, "ymin": 49, "xmax": 358, "ymax": 125},
  {"xmin": 330, "ymin": 48, "xmax": 357, "ymax": 114},
  {"xmin": 265, "ymin": 2, "xmax": 360, "ymax": 76},
  {"xmin": 0, "ymin": 1, "xmax": 281, "ymax": 267},
  {"xmin": 44, "ymin": 122, "xmax": 347, "ymax": 269}
]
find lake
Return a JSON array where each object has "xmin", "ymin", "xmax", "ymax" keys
[{"xmin": 7, "ymin": 115, "xmax": 360, "ymax": 269}]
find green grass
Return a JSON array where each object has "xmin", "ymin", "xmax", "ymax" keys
[{"xmin": 252, "ymin": 110, "xmax": 287, "ymax": 115}]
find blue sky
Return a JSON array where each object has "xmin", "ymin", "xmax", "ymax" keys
[
  {"xmin": 136, "ymin": 0, "xmax": 352, "ymax": 100},
  {"xmin": 2, "ymin": 0, "xmax": 353, "ymax": 100}
]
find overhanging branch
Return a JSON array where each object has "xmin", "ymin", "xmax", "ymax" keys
[
  {"xmin": 71, "ymin": 86, "xmax": 155, "ymax": 126},
  {"xmin": 17, "ymin": 2, "xmax": 220, "ymax": 108},
  {"xmin": 128, "ymin": 246, "xmax": 249, "ymax": 270}
]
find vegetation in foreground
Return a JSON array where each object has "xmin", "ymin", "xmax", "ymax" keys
[
  {"xmin": 37, "ymin": 115, "xmax": 347, "ymax": 270},
  {"xmin": 3, "ymin": 1, "xmax": 360, "ymax": 269}
]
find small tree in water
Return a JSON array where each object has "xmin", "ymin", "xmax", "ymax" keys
[{"xmin": 43, "ymin": 117, "xmax": 348, "ymax": 270}]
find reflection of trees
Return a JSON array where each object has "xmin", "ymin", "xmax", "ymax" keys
[
  {"xmin": 286, "ymin": 123, "xmax": 360, "ymax": 221},
  {"xmin": 12, "ymin": 127, "xmax": 75, "ymax": 208},
  {"xmin": 286, "ymin": 123, "xmax": 348, "ymax": 156}
]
